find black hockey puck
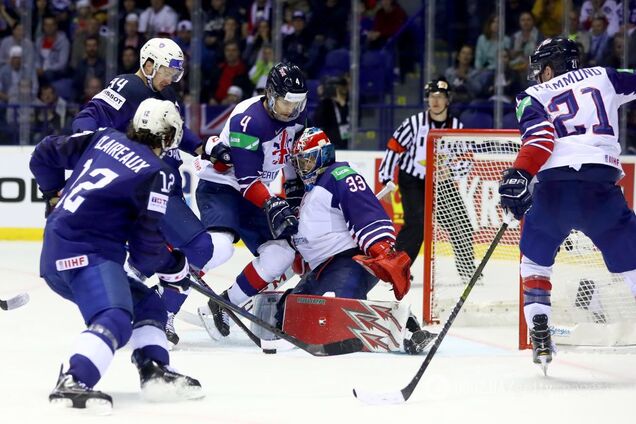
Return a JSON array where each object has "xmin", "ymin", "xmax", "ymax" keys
[{"xmin": 263, "ymin": 349, "xmax": 277, "ymax": 354}]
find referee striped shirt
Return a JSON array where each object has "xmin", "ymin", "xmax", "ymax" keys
[{"xmin": 378, "ymin": 112, "xmax": 463, "ymax": 182}]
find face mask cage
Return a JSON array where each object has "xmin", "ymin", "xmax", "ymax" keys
[{"xmin": 266, "ymin": 88, "xmax": 307, "ymax": 122}]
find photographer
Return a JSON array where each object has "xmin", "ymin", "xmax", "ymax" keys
[{"xmin": 312, "ymin": 75, "xmax": 350, "ymax": 150}]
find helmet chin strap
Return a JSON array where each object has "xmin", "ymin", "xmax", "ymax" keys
[{"xmin": 141, "ymin": 67, "xmax": 158, "ymax": 92}]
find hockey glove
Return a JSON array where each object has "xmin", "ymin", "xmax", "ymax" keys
[
  {"xmin": 264, "ymin": 196, "xmax": 299, "ymax": 239},
  {"xmin": 291, "ymin": 252, "xmax": 310, "ymax": 277},
  {"xmin": 283, "ymin": 178, "xmax": 305, "ymax": 215},
  {"xmin": 42, "ymin": 189, "xmax": 61, "ymax": 218},
  {"xmin": 353, "ymin": 241, "xmax": 412, "ymax": 300},
  {"xmin": 499, "ymin": 168, "xmax": 533, "ymax": 220},
  {"xmin": 202, "ymin": 136, "xmax": 232, "ymax": 173},
  {"xmin": 156, "ymin": 250, "xmax": 192, "ymax": 290}
]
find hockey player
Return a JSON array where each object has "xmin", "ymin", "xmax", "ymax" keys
[
  {"xmin": 196, "ymin": 62, "xmax": 307, "ymax": 340},
  {"xmin": 30, "ymin": 99, "xmax": 203, "ymax": 412},
  {"xmin": 72, "ymin": 38, "xmax": 232, "ymax": 346},
  {"xmin": 499, "ymin": 37, "xmax": 636, "ymax": 372},
  {"xmin": 378, "ymin": 79, "xmax": 476, "ymax": 282},
  {"xmin": 281, "ymin": 127, "xmax": 434, "ymax": 354}
]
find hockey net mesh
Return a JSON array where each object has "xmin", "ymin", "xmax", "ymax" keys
[{"xmin": 423, "ymin": 129, "xmax": 636, "ymax": 347}]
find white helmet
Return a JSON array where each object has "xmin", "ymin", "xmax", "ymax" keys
[
  {"xmin": 133, "ymin": 98, "xmax": 184, "ymax": 154},
  {"xmin": 139, "ymin": 38, "xmax": 185, "ymax": 83}
]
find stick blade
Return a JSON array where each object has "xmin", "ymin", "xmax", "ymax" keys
[
  {"xmin": 0, "ymin": 293, "xmax": 29, "ymax": 310},
  {"xmin": 352, "ymin": 387, "xmax": 406, "ymax": 405}
]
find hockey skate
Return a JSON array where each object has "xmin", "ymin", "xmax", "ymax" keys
[
  {"xmin": 530, "ymin": 314, "xmax": 554, "ymax": 376},
  {"xmin": 132, "ymin": 351, "xmax": 204, "ymax": 402},
  {"xmin": 165, "ymin": 312, "xmax": 180, "ymax": 347},
  {"xmin": 49, "ymin": 366, "xmax": 112, "ymax": 414},
  {"xmin": 197, "ymin": 291, "xmax": 230, "ymax": 341},
  {"xmin": 403, "ymin": 315, "xmax": 437, "ymax": 355}
]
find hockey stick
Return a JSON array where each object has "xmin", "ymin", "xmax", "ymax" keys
[
  {"xmin": 376, "ymin": 181, "xmax": 397, "ymax": 202},
  {"xmin": 0, "ymin": 293, "xmax": 29, "ymax": 311},
  {"xmin": 188, "ymin": 272, "xmax": 364, "ymax": 356},
  {"xmin": 353, "ymin": 214, "xmax": 512, "ymax": 404}
]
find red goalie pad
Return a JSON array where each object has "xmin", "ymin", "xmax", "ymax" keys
[
  {"xmin": 353, "ymin": 250, "xmax": 411, "ymax": 300},
  {"xmin": 282, "ymin": 294, "xmax": 410, "ymax": 353}
]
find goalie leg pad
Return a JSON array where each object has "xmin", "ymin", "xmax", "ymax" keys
[{"xmin": 282, "ymin": 294, "xmax": 411, "ymax": 352}]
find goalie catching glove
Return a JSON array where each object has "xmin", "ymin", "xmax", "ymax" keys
[
  {"xmin": 202, "ymin": 136, "xmax": 232, "ymax": 173},
  {"xmin": 353, "ymin": 240, "xmax": 411, "ymax": 300}
]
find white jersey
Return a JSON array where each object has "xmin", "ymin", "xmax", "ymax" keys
[
  {"xmin": 195, "ymin": 96, "xmax": 305, "ymax": 191},
  {"xmin": 517, "ymin": 67, "xmax": 636, "ymax": 174}
]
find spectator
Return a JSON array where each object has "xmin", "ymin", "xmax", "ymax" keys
[
  {"xmin": 119, "ymin": 46, "xmax": 138, "ymax": 74},
  {"xmin": 309, "ymin": 0, "xmax": 350, "ymax": 51},
  {"xmin": 120, "ymin": 13, "xmax": 146, "ymax": 53},
  {"xmin": 588, "ymin": 15, "xmax": 611, "ymax": 66},
  {"xmin": 580, "ymin": 0, "xmax": 621, "ymax": 37},
  {"xmin": 475, "ymin": 15, "xmax": 511, "ymax": 71},
  {"xmin": 32, "ymin": 0, "xmax": 50, "ymax": 39},
  {"xmin": 243, "ymin": 19, "xmax": 271, "ymax": 68},
  {"xmin": 282, "ymin": 11, "xmax": 314, "ymax": 72},
  {"xmin": 138, "ymin": 0, "xmax": 179, "ymax": 37},
  {"xmin": 204, "ymin": 40, "xmax": 249, "ymax": 104},
  {"xmin": 175, "ymin": 20, "xmax": 193, "ymax": 58},
  {"xmin": 204, "ymin": 0, "xmax": 239, "ymax": 56},
  {"xmin": 531, "ymin": 0, "xmax": 563, "ymax": 38},
  {"xmin": 313, "ymin": 75, "xmax": 350, "ymax": 150},
  {"xmin": 483, "ymin": 49, "xmax": 522, "ymax": 103},
  {"xmin": 367, "ymin": 0, "xmax": 407, "ymax": 49},
  {"xmin": 601, "ymin": 33, "xmax": 625, "ymax": 68},
  {"xmin": 504, "ymin": 0, "xmax": 533, "ymax": 36},
  {"xmin": 280, "ymin": 5, "xmax": 295, "ymax": 36},
  {"xmin": 35, "ymin": 15, "xmax": 70, "ymax": 84},
  {"xmin": 0, "ymin": 1, "xmax": 18, "ymax": 38},
  {"xmin": 70, "ymin": 0, "xmax": 93, "ymax": 37},
  {"xmin": 444, "ymin": 44, "xmax": 481, "ymax": 104},
  {"xmin": 33, "ymin": 85, "xmax": 67, "ymax": 142},
  {"xmin": 246, "ymin": 0, "xmax": 272, "ymax": 35},
  {"xmin": 0, "ymin": 46, "xmax": 38, "ymax": 116},
  {"xmin": 248, "ymin": 43, "xmax": 274, "ymax": 86},
  {"xmin": 72, "ymin": 36, "xmax": 106, "ymax": 102},
  {"xmin": 567, "ymin": 7, "xmax": 592, "ymax": 57},
  {"xmin": 70, "ymin": 17, "xmax": 105, "ymax": 69},
  {"xmin": 0, "ymin": 23, "xmax": 35, "ymax": 69},
  {"xmin": 510, "ymin": 11, "xmax": 543, "ymax": 79},
  {"xmin": 221, "ymin": 84, "xmax": 243, "ymax": 105},
  {"xmin": 81, "ymin": 76, "xmax": 103, "ymax": 105}
]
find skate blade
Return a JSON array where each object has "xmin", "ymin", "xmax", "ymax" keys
[
  {"xmin": 142, "ymin": 380, "xmax": 205, "ymax": 403},
  {"xmin": 197, "ymin": 306, "xmax": 225, "ymax": 341},
  {"xmin": 50, "ymin": 397, "xmax": 112, "ymax": 415},
  {"xmin": 538, "ymin": 356, "xmax": 549, "ymax": 376}
]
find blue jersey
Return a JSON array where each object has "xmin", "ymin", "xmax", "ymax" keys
[
  {"xmin": 292, "ymin": 161, "xmax": 396, "ymax": 269},
  {"xmin": 30, "ymin": 128, "xmax": 177, "ymax": 275},
  {"xmin": 72, "ymin": 73, "xmax": 201, "ymax": 189}
]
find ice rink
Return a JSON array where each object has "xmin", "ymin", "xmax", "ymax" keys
[{"xmin": 1, "ymin": 241, "xmax": 635, "ymax": 424}]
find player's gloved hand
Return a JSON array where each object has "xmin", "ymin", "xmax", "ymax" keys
[
  {"xmin": 380, "ymin": 178, "xmax": 393, "ymax": 186},
  {"xmin": 291, "ymin": 252, "xmax": 310, "ymax": 277},
  {"xmin": 499, "ymin": 168, "xmax": 533, "ymax": 220},
  {"xmin": 353, "ymin": 240, "xmax": 411, "ymax": 300},
  {"xmin": 264, "ymin": 196, "xmax": 299, "ymax": 239},
  {"xmin": 202, "ymin": 136, "xmax": 232, "ymax": 173},
  {"xmin": 283, "ymin": 178, "xmax": 304, "ymax": 215},
  {"xmin": 42, "ymin": 189, "xmax": 61, "ymax": 218},
  {"xmin": 156, "ymin": 250, "xmax": 192, "ymax": 290}
]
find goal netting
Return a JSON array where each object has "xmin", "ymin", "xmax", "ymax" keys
[{"xmin": 423, "ymin": 129, "xmax": 636, "ymax": 349}]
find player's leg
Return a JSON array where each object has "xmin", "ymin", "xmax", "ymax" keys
[
  {"xmin": 44, "ymin": 260, "xmax": 135, "ymax": 411},
  {"xmin": 579, "ymin": 182, "xmax": 636, "ymax": 299},
  {"xmin": 519, "ymin": 180, "xmax": 574, "ymax": 366},
  {"xmin": 436, "ymin": 179, "xmax": 477, "ymax": 282},
  {"xmin": 128, "ymin": 281, "xmax": 203, "ymax": 401},
  {"xmin": 395, "ymin": 171, "xmax": 425, "ymax": 264}
]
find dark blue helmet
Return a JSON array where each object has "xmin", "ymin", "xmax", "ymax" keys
[
  {"xmin": 265, "ymin": 62, "xmax": 308, "ymax": 122},
  {"xmin": 528, "ymin": 37, "xmax": 580, "ymax": 82}
]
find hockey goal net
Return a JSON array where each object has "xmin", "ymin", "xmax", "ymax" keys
[{"xmin": 423, "ymin": 129, "xmax": 636, "ymax": 349}]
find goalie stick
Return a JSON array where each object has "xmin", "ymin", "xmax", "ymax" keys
[
  {"xmin": 0, "ymin": 293, "xmax": 29, "ymax": 311},
  {"xmin": 188, "ymin": 271, "xmax": 364, "ymax": 356},
  {"xmin": 353, "ymin": 214, "xmax": 511, "ymax": 404}
]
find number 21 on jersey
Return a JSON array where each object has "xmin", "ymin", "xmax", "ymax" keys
[{"xmin": 548, "ymin": 87, "xmax": 614, "ymax": 137}]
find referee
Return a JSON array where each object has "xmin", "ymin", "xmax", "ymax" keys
[{"xmin": 379, "ymin": 79, "xmax": 471, "ymax": 273}]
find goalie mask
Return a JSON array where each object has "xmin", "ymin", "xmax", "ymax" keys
[
  {"xmin": 528, "ymin": 37, "xmax": 579, "ymax": 82},
  {"xmin": 265, "ymin": 62, "xmax": 308, "ymax": 122},
  {"xmin": 133, "ymin": 98, "xmax": 184, "ymax": 157},
  {"xmin": 140, "ymin": 38, "xmax": 185, "ymax": 88},
  {"xmin": 291, "ymin": 127, "xmax": 335, "ymax": 190}
]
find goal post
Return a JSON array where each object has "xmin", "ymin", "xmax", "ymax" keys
[{"xmin": 423, "ymin": 129, "xmax": 636, "ymax": 350}]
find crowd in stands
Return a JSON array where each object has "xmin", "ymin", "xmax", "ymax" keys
[{"xmin": 1, "ymin": 0, "xmax": 636, "ymax": 146}]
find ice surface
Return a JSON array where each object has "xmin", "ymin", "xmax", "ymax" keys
[{"xmin": 1, "ymin": 242, "xmax": 634, "ymax": 423}]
